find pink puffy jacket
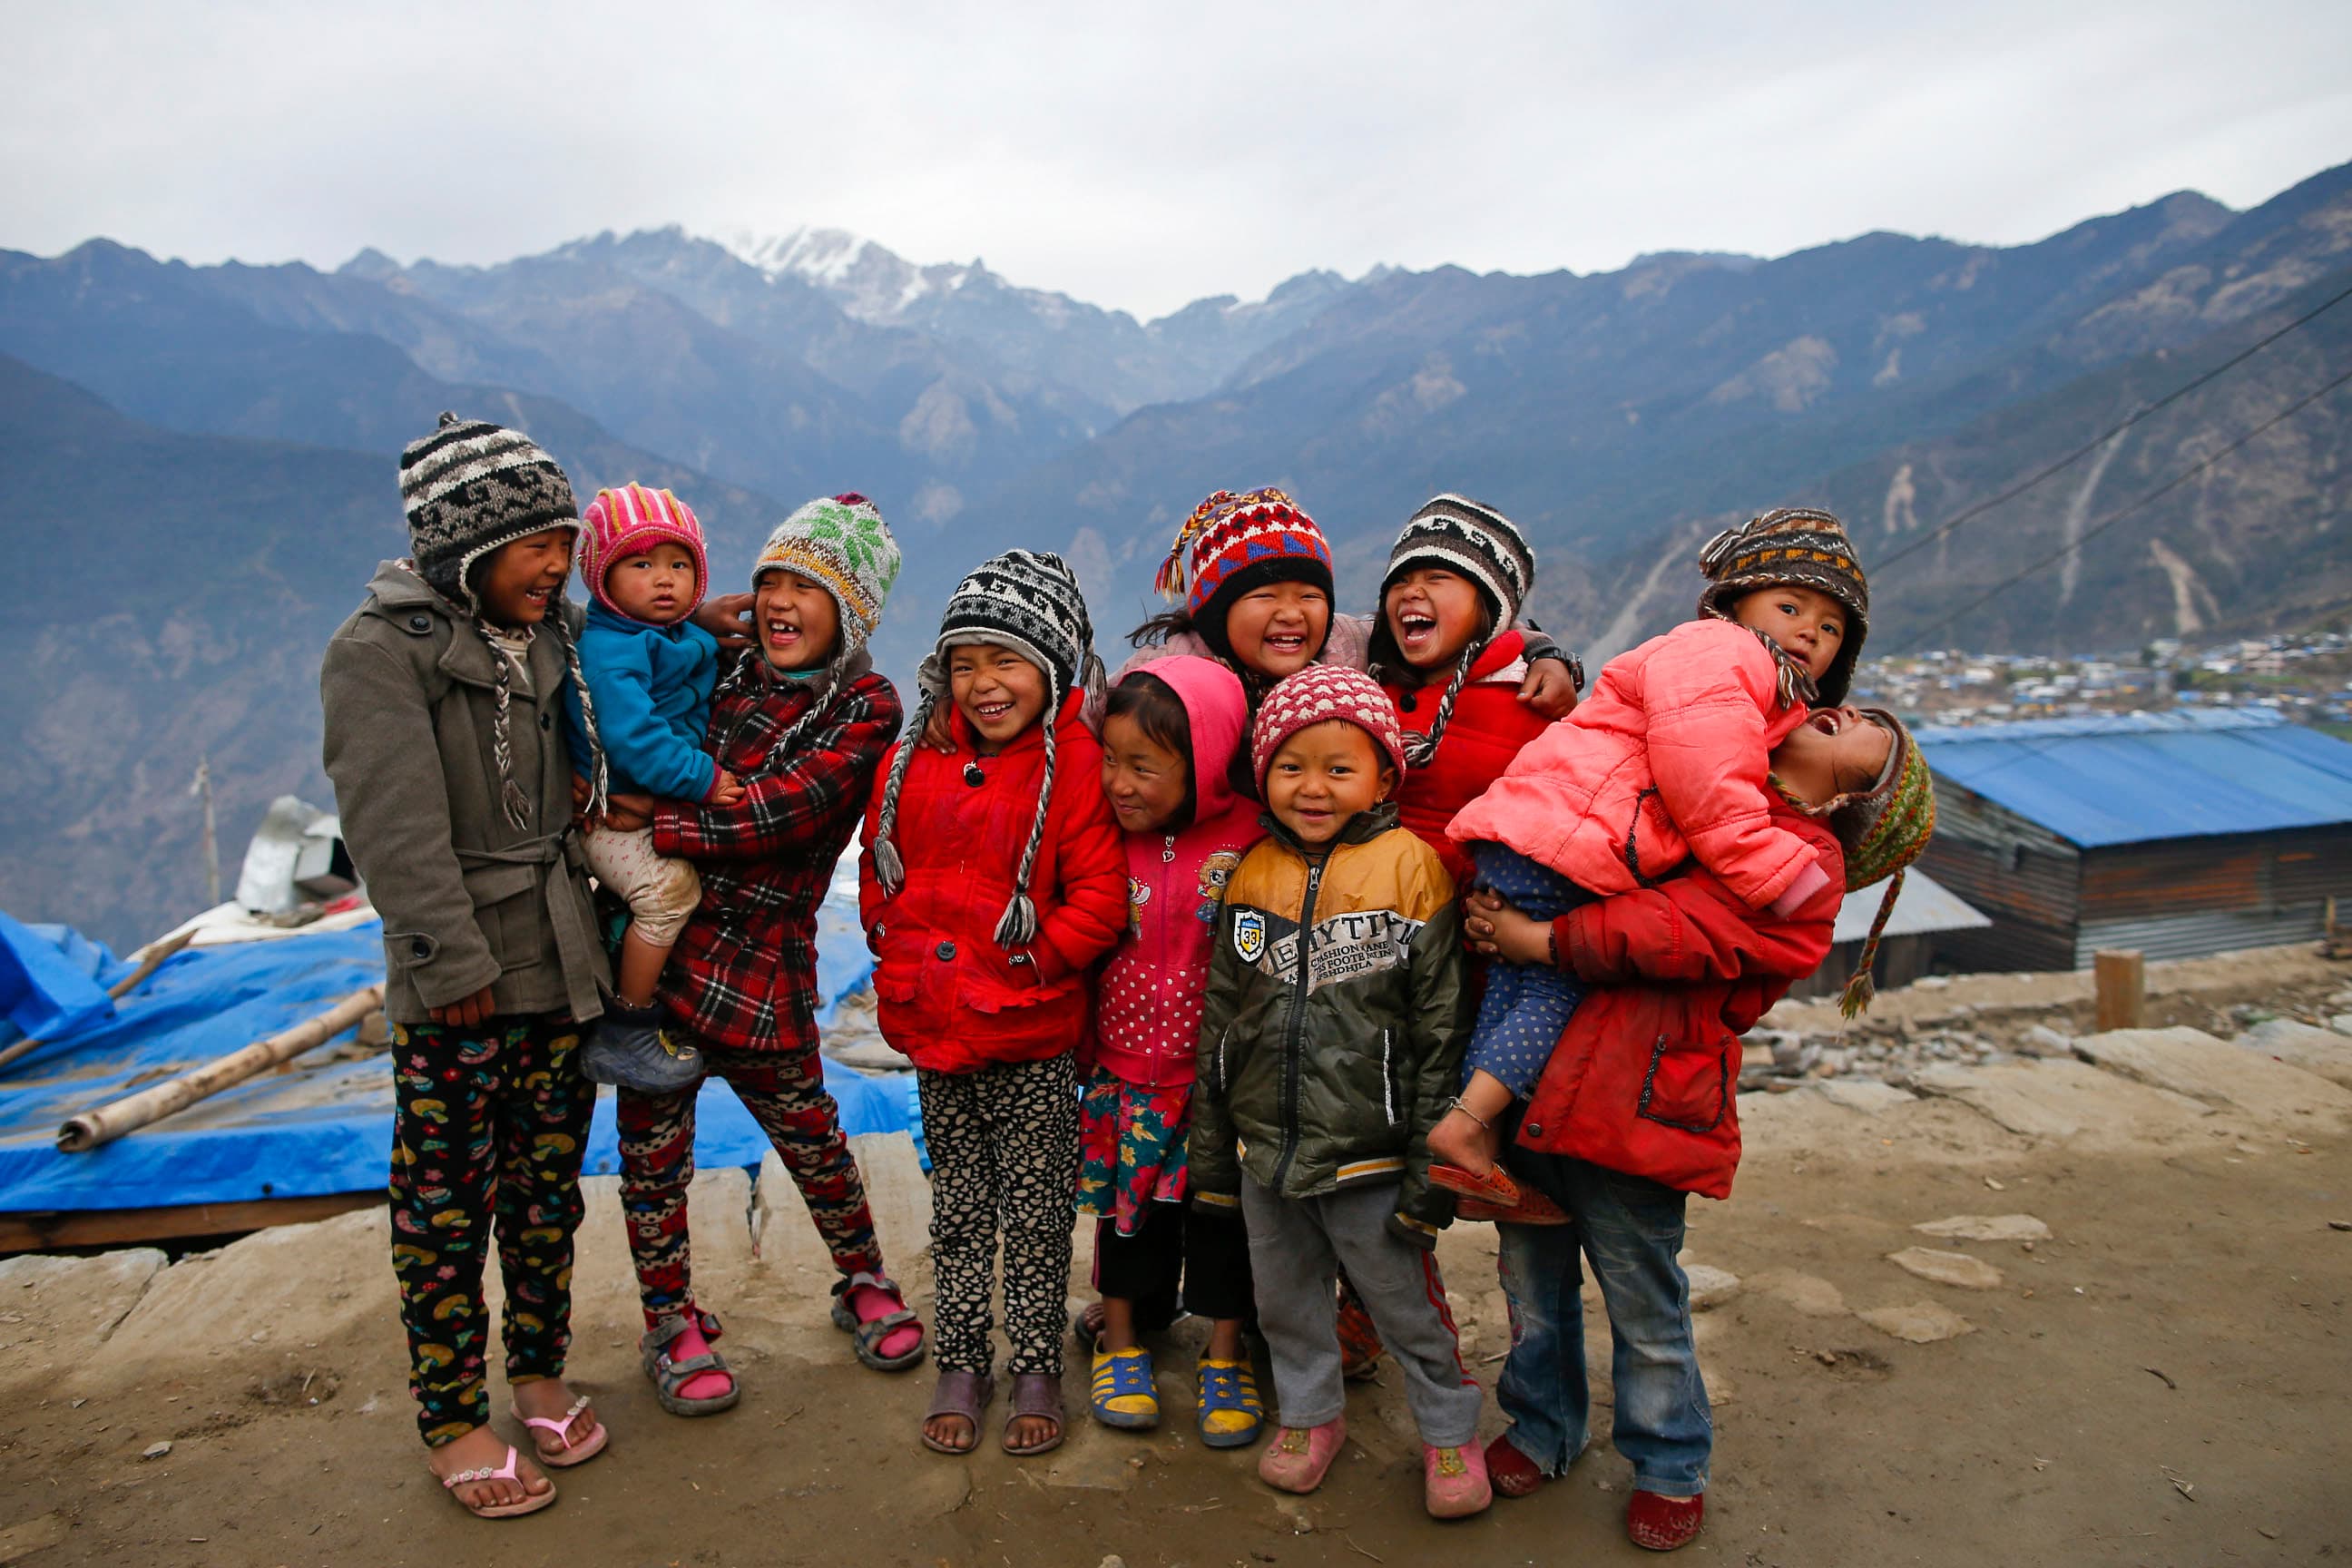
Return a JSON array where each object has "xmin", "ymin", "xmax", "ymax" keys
[
  {"xmin": 1447, "ymin": 617, "xmax": 1824, "ymax": 913},
  {"xmin": 1091, "ymin": 657, "xmax": 1265, "ymax": 1088}
]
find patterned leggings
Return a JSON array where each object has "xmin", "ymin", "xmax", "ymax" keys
[
  {"xmin": 615, "ymin": 1039, "xmax": 884, "ymax": 1325},
  {"xmin": 388, "ymin": 1014, "xmax": 593, "ymax": 1448},
  {"xmin": 918, "ymin": 1051, "xmax": 1080, "ymax": 1378}
]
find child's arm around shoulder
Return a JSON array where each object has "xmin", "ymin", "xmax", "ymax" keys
[
  {"xmin": 1556, "ymin": 817, "xmax": 1844, "ymax": 988},
  {"xmin": 656, "ymin": 675, "xmax": 904, "ymax": 862},
  {"xmin": 1642, "ymin": 620, "xmax": 1823, "ymax": 915},
  {"xmin": 320, "ymin": 626, "xmax": 500, "ymax": 1010},
  {"xmin": 1394, "ymin": 838, "xmax": 1468, "ymax": 1247}
]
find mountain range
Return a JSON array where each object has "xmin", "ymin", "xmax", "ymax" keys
[{"xmin": 5, "ymin": 163, "xmax": 2349, "ymax": 945}]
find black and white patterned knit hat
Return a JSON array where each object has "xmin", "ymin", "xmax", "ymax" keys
[
  {"xmin": 870, "ymin": 549, "xmax": 1105, "ymax": 950},
  {"xmin": 1697, "ymin": 506, "xmax": 1870, "ymax": 706},
  {"xmin": 399, "ymin": 412, "xmax": 582, "ymax": 611},
  {"xmin": 1380, "ymin": 493, "xmax": 1535, "ymax": 632},
  {"xmin": 1377, "ymin": 494, "xmax": 1538, "ymax": 770}
]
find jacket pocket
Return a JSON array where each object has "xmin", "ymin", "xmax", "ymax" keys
[
  {"xmin": 1620, "ymin": 787, "xmax": 1690, "ymax": 889},
  {"xmin": 459, "ymin": 860, "xmax": 541, "ymax": 971},
  {"xmin": 1633, "ymin": 1033, "xmax": 1730, "ymax": 1134}
]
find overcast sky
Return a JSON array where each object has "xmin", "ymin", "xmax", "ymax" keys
[{"xmin": 6, "ymin": 2, "xmax": 2347, "ymax": 319}]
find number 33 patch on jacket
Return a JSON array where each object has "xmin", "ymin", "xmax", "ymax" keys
[{"xmin": 1232, "ymin": 908, "xmax": 1267, "ymax": 965}]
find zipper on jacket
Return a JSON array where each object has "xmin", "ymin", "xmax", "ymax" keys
[
  {"xmin": 1381, "ymin": 1028, "xmax": 1396, "ymax": 1126},
  {"xmin": 1270, "ymin": 858, "xmax": 1323, "ymax": 1189}
]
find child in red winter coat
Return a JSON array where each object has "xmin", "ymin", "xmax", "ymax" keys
[
  {"xmin": 1076, "ymin": 657, "xmax": 1267, "ymax": 1446},
  {"xmin": 1433, "ymin": 508, "xmax": 1877, "ymax": 1210},
  {"xmin": 861, "ymin": 550, "xmax": 1129, "ymax": 1460}
]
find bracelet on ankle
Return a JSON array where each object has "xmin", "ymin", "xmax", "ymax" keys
[{"xmin": 1446, "ymin": 1095, "xmax": 1493, "ymax": 1132}]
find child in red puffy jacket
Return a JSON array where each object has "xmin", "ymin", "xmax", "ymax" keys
[
  {"xmin": 860, "ymin": 550, "xmax": 1127, "ymax": 1461},
  {"xmin": 1432, "ymin": 509, "xmax": 1877, "ymax": 1210}
]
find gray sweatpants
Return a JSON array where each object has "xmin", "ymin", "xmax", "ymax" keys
[{"xmin": 1241, "ymin": 1175, "xmax": 1482, "ymax": 1446}]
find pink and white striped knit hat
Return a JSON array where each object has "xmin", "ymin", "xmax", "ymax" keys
[
  {"xmin": 578, "ymin": 484, "xmax": 710, "ymax": 620},
  {"xmin": 1250, "ymin": 665, "xmax": 1406, "ymax": 790}
]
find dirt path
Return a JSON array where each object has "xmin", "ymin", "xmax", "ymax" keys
[{"xmin": 4, "ymin": 1021, "xmax": 2349, "ymax": 1567}]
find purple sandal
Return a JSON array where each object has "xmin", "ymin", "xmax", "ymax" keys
[
  {"xmin": 1003, "ymin": 1371, "xmax": 1065, "ymax": 1457},
  {"xmin": 922, "ymin": 1368, "xmax": 995, "ymax": 1455}
]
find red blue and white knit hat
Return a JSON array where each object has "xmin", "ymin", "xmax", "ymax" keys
[
  {"xmin": 578, "ymin": 484, "xmax": 710, "ymax": 620},
  {"xmin": 1154, "ymin": 486, "xmax": 1335, "ymax": 622},
  {"xmin": 1250, "ymin": 665, "xmax": 1406, "ymax": 791}
]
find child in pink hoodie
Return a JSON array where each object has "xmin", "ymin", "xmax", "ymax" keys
[
  {"xmin": 1431, "ymin": 510, "xmax": 1873, "ymax": 1204},
  {"xmin": 1076, "ymin": 656, "xmax": 1268, "ymax": 1449}
]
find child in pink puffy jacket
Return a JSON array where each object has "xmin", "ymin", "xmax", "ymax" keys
[{"xmin": 1428, "ymin": 509, "xmax": 1877, "ymax": 1209}]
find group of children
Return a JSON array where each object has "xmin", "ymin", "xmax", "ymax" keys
[{"xmin": 323, "ymin": 421, "xmax": 1933, "ymax": 1548}]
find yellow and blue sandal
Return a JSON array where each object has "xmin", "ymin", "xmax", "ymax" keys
[
  {"xmin": 1088, "ymin": 1346, "xmax": 1160, "ymax": 1430},
  {"xmin": 1196, "ymin": 1356, "xmax": 1264, "ymax": 1449}
]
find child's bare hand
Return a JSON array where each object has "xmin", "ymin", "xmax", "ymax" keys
[
  {"xmin": 1519, "ymin": 659, "xmax": 1580, "ymax": 719},
  {"xmin": 570, "ymin": 774, "xmax": 592, "ymax": 829},
  {"xmin": 429, "ymin": 985, "xmax": 497, "ymax": 1030},
  {"xmin": 921, "ymin": 702, "xmax": 956, "ymax": 754},
  {"xmin": 1465, "ymin": 887, "xmax": 1554, "ymax": 966},
  {"xmin": 603, "ymin": 791, "xmax": 656, "ymax": 832},
  {"xmin": 693, "ymin": 593, "xmax": 757, "ymax": 654},
  {"xmin": 710, "ymin": 769, "xmax": 747, "ymax": 807}
]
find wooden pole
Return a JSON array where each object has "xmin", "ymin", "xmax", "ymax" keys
[
  {"xmin": 0, "ymin": 929, "xmax": 198, "ymax": 1077},
  {"xmin": 55, "ymin": 985, "xmax": 384, "ymax": 1152},
  {"xmin": 2093, "ymin": 949, "xmax": 2145, "ymax": 1033}
]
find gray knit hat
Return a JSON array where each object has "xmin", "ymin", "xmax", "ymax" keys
[
  {"xmin": 398, "ymin": 412, "xmax": 582, "ymax": 611},
  {"xmin": 870, "ymin": 549, "xmax": 1105, "ymax": 948},
  {"xmin": 1377, "ymin": 494, "xmax": 1538, "ymax": 769}
]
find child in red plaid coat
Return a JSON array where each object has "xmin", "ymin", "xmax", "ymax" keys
[{"xmin": 605, "ymin": 495, "xmax": 926, "ymax": 1416}]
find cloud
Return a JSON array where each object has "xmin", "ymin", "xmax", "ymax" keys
[{"xmin": 5, "ymin": 0, "xmax": 2348, "ymax": 317}]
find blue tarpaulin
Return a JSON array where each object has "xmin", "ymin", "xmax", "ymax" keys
[{"xmin": 0, "ymin": 896, "xmax": 910, "ymax": 1216}]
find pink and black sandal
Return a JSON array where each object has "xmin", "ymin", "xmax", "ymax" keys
[
  {"xmin": 437, "ymin": 1444, "xmax": 556, "ymax": 1520},
  {"xmin": 831, "ymin": 1269, "xmax": 926, "ymax": 1371},
  {"xmin": 641, "ymin": 1306, "xmax": 740, "ymax": 1416},
  {"xmin": 509, "ymin": 1393, "xmax": 606, "ymax": 1468}
]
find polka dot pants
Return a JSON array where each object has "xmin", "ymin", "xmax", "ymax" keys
[{"xmin": 1464, "ymin": 841, "xmax": 1594, "ymax": 1096}]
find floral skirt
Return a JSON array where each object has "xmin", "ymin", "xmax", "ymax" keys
[{"xmin": 1073, "ymin": 1065, "xmax": 1192, "ymax": 1236}]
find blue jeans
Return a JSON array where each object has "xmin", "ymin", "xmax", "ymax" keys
[{"xmin": 1493, "ymin": 1149, "xmax": 1710, "ymax": 1497}]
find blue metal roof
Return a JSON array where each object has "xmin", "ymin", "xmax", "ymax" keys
[{"xmin": 1912, "ymin": 710, "xmax": 2352, "ymax": 848}]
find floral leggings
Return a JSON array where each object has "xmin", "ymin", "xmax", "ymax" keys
[
  {"xmin": 389, "ymin": 1014, "xmax": 593, "ymax": 1448},
  {"xmin": 918, "ymin": 1051, "xmax": 1081, "ymax": 1378},
  {"xmin": 615, "ymin": 1038, "xmax": 885, "ymax": 1326}
]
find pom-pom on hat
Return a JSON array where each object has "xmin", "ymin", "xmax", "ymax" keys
[
  {"xmin": 1250, "ymin": 665, "xmax": 1407, "ymax": 793},
  {"xmin": 870, "ymin": 548, "xmax": 1106, "ymax": 951},
  {"xmin": 399, "ymin": 411, "xmax": 582, "ymax": 612},
  {"xmin": 578, "ymin": 484, "xmax": 710, "ymax": 620},
  {"xmin": 1155, "ymin": 486, "xmax": 1335, "ymax": 624},
  {"xmin": 1697, "ymin": 507, "xmax": 1871, "ymax": 705},
  {"xmin": 1380, "ymin": 494, "xmax": 1535, "ymax": 632},
  {"xmin": 753, "ymin": 492, "xmax": 902, "ymax": 654},
  {"xmin": 1827, "ymin": 709, "xmax": 1936, "ymax": 1017}
]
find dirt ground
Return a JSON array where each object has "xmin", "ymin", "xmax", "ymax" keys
[{"xmin": 5, "ymin": 958, "xmax": 2351, "ymax": 1567}]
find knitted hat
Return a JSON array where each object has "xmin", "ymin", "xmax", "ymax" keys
[
  {"xmin": 1377, "ymin": 494, "xmax": 1537, "ymax": 769},
  {"xmin": 870, "ymin": 549, "xmax": 1106, "ymax": 950},
  {"xmin": 1154, "ymin": 487, "xmax": 1335, "ymax": 625},
  {"xmin": 394, "ymin": 412, "xmax": 603, "ymax": 826},
  {"xmin": 1697, "ymin": 507, "xmax": 1871, "ymax": 705},
  {"xmin": 398, "ymin": 412, "xmax": 582, "ymax": 612},
  {"xmin": 1828, "ymin": 709, "xmax": 1936, "ymax": 1017},
  {"xmin": 578, "ymin": 484, "xmax": 710, "ymax": 619},
  {"xmin": 1250, "ymin": 665, "xmax": 1407, "ymax": 793}
]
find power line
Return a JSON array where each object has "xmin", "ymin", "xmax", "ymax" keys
[
  {"xmin": 1891, "ymin": 362, "xmax": 2352, "ymax": 653},
  {"xmin": 1876, "ymin": 278, "xmax": 2352, "ymax": 575}
]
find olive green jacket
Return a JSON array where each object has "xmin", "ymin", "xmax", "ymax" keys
[{"xmin": 320, "ymin": 561, "xmax": 609, "ymax": 1026}]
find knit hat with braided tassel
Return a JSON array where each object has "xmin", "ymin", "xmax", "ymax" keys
[
  {"xmin": 1827, "ymin": 709, "xmax": 1936, "ymax": 1016},
  {"xmin": 1375, "ymin": 494, "xmax": 1536, "ymax": 769},
  {"xmin": 1696, "ymin": 506, "xmax": 1871, "ymax": 706},
  {"xmin": 869, "ymin": 549, "xmax": 1103, "ymax": 948}
]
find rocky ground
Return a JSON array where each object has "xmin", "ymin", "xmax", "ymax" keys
[{"xmin": 2, "ymin": 946, "xmax": 2349, "ymax": 1567}]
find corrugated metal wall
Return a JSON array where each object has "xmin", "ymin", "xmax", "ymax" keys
[
  {"xmin": 2070, "ymin": 825, "xmax": 2352, "ymax": 965},
  {"xmin": 1918, "ymin": 782, "xmax": 2082, "ymax": 971}
]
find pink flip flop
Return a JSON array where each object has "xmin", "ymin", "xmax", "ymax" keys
[
  {"xmin": 510, "ymin": 1395, "xmax": 607, "ymax": 1468},
  {"xmin": 438, "ymin": 1444, "xmax": 557, "ymax": 1519}
]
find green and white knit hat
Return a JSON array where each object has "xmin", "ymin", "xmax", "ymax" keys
[
  {"xmin": 752, "ymin": 492, "xmax": 902, "ymax": 655},
  {"xmin": 1829, "ymin": 709, "xmax": 1936, "ymax": 1017}
]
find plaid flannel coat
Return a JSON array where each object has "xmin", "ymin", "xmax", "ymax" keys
[{"xmin": 652, "ymin": 662, "xmax": 903, "ymax": 1052}]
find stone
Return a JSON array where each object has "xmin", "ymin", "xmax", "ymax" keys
[
  {"xmin": 141, "ymin": 1440, "xmax": 172, "ymax": 1459},
  {"xmin": 2331, "ymin": 1015, "xmax": 2352, "ymax": 1038},
  {"xmin": 1857, "ymin": 1302, "xmax": 1975, "ymax": 1343},
  {"xmin": 1750, "ymin": 1270, "xmax": 1847, "ymax": 1317},
  {"xmin": 1913, "ymin": 1214, "xmax": 2052, "ymax": 1243},
  {"xmin": 1683, "ymin": 1264, "xmax": 1741, "ymax": 1310},
  {"xmin": 2074, "ymin": 1026, "xmax": 2352, "ymax": 1122},
  {"xmin": 2238, "ymin": 1019, "xmax": 2352, "ymax": 1090},
  {"xmin": 0, "ymin": 1249, "xmax": 165, "ymax": 1392},
  {"xmin": 1886, "ymin": 1247, "xmax": 2004, "ymax": 1289},
  {"xmin": 0, "ymin": 1512, "xmax": 69, "ymax": 1564},
  {"xmin": 1913, "ymin": 1058, "xmax": 2212, "ymax": 1142},
  {"xmin": 2017, "ymin": 1024, "xmax": 2073, "ymax": 1058},
  {"xmin": 1814, "ymin": 1078, "xmax": 1917, "ymax": 1115}
]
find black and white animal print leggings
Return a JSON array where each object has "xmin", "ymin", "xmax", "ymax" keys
[{"xmin": 916, "ymin": 1051, "xmax": 1080, "ymax": 1378}]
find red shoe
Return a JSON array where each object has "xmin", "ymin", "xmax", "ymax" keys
[
  {"xmin": 1484, "ymin": 1433, "xmax": 1547, "ymax": 1499},
  {"xmin": 1627, "ymin": 1489, "xmax": 1705, "ymax": 1551},
  {"xmin": 1447, "ymin": 1181, "xmax": 1573, "ymax": 1227}
]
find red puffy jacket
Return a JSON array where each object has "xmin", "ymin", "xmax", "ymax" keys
[
  {"xmin": 1382, "ymin": 629, "xmax": 1550, "ymax": 891},
  {"xmin": 1515, "ymin": 802, "xmax": 1843, "ymax": 1200},
  {"xmin": 859, "ymin": 690, "xmax": 1128, "ymax": 1073}
]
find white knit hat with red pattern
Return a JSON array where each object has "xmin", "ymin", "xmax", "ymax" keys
[{"xmin": 1250, "ymin": 665, "xmax": 1406, "ymax": 790}]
